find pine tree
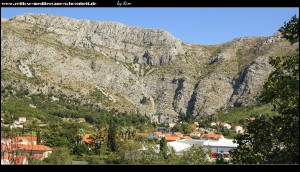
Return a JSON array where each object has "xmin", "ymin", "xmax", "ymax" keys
[
  {"xmin": 159, "ymin": 137, "xmax": 167, "ymax": 159},
  {"xmin": 107, "ymin": 118, "xmax": 117, "ymax": 152}
]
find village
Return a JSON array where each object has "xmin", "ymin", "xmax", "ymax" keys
[{"xmin": 1, "ymin": 113, "xmax": 254, "ymax": 165}]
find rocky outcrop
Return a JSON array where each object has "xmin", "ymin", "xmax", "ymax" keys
[
  {"xmin": 13, "ymin": 13, "xmax": 185, "ymax": 65},
  {"xmin": 1, "ymin": 14, "xmax": 296, "ymax": 123}
]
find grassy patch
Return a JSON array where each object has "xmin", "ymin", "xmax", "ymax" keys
[
  {"xmin": 90, "ymin": 89, "xmax": 113, "ymax": 106},
  {"xmin": 217, "ymin": 103, "xmax": 278, "ymax": 125}
]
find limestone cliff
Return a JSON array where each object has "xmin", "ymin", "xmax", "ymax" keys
[{"xmin": 1, "ymin": 14, "xmax": 296, "ymax": 122}]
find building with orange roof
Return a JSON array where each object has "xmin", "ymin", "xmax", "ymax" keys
[
  {"xmin": 165, "ymin": 134, "xmax": 180, "ymax": 141},
  {"xmin": 17, "ymin": 144, "xmax": 53, "ymax": 160},
  {"xmin": 77, "ymin": 118, "xmax": 86, "ymax": 123},
  {"xmin": 201, "ymin": 133, "xmax": 223, "ymax": 140},
  {"xmin": 82, "ymin": 134, "xmax": 95, "ymax": 145},
  {"xmin": 174, "ymin": 132, "xmax": 183, "ymax": 138}
]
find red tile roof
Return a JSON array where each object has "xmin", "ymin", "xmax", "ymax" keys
[
  {"xmin": 174, "ymin": 132, "xmax": 183, "ymax": 137},
  {"xmin": 82, "ymin": 134, "xmax": 95, "ymax": 144},
  {"xmin": 201, "ymin": 133, "xmax": 222, "ymax": 139},
  {"xmin": 17, "ymin": 144, "xmax": 53, "ymax": 151},
  {"xmin": 165, "ymin": 134, "xmax": 180, "ymax": 141}
]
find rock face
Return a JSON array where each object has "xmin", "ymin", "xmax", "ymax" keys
[{"xmin": 1, "ymin": 14, "xmax": 296, "ymax": 123}]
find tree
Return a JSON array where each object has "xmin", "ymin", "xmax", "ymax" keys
[
  {"xmin": 231, "ymin": 15, "xmax": 299, "ymax": 164},
  {"xmin": 94, "ymin": 126, "xmax": 107, "ymax": 155},
  {"xmin": 36, "ymin": 128, "xmax": 41, "ymax": 144},
  {"xmin": 159, "ymin": 137, "xmax": 167, "ymax": 159},
  {"xmin": 44, "ymin": 147, "xmax": 72, "ymax": 164},
  {"xmin": 120, "ymin": 126, "xmax": 127, "ymax": 140},
  {"xmin": 74, "ymin": 128, "xmax": 85, "ymax": 145},
  {"xmin": 107, "ymin": 118, "xmax": 117, "ymax": 152},
  {"xmin": 179, "ymin": 146, "xmax": 211, "ymax": 164},
  {"xmin": 128, "ymin": 126, "xmax": 137, "ymax": 140}
]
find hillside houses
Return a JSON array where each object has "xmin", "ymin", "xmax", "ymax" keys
[
  {"xmin": 1, "ymin": 135, "xmax": 53, "ymax": 165},
  {"xmin": 233, "ymin": 126, "xmax": 244, "ymax": 134},
  {"xmin": 201, "ymin": 133, "xmax": 224, "ymax": 140}
]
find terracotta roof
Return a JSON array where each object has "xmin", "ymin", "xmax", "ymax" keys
[
  {"xmin": 174, "ymin": 132, "xmax": 183, "ymax": 136},
  {"xmin": 17, "ymin": 144, "xmax": 53, "ymax": 151},
  {"xmin": 82, "ymin": 134, "xmax": 95, "ymax": 144},
  {"xmin": 78, "ymin": 118, "xmax": 85, "ymax": 121},
  {"xmin": 165, "ymin": 134, "xmax": 180, "ymax": 141},
  {"xmin": 201, "ymin": 133, "xmax": 222, "ymax": 138}
]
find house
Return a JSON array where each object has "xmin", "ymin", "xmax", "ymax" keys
[
  {"xmin": 16, "ymin": 136, "xmax": 37, "ymax": 145},
  {"xmin": 201, "ymin": 133, "xmax": 224, "ymax": 140},
  {"xmin": 194, "ymin": 122, "xmax": 199, "ymax": 127},
  {"xmin": 167, "ymin": 141, "xmax": 192, "ymax": 155},
  {"xmin": 234, "ymin": 126, "xmax": 244, "ymax": 134},
  {"xmin": 245, "ymin": 117, "xmax": 256, "ymax": 122},
  {"xmin": 249, "ymin": 117, "xmax": 256, "ymax": 121},
  {"xmin": 77, "ymin": 118, "xmax": 86, "ymax": 123},
  {"xmin": 210, "ymin": 122, "xmax": 217, "ymax": 126},
  {"xmin": 220, "ymin": 122, "xmax": 231, "ymax": 129},
  {"xmin": 168, "ymin": 123, "xmax": 176, "ymax": 128},
  {"xmin": 165, "ymin": 134, "xmax": 180, "ymax": 141},
  {"xmin": 190, "ymin": 131, "xmax": 201, "ymax": 138},
  {"xmin": 174, "ymin": 132, "xmax": 183, "ymax": 138},
  {"xmin": 1, "ymin": 155, "xmax": 28, "ymax": 165},
  {"xmin": 9, "ymin": 123, "xmax": 23, "ymax": 129},
  {"xmin": 198, "ymin": 127, "xmax": 206, "ymax": 132},
  {"xmin": 149, "ymin": 132, "xmax": 165, "ymax": 140},
  {"xmin": 18, "ymin": 117, "xmax": 26, "ymax": 123},
  {"xmin": 17, "ymin": 144, "xmax": 53, "ymax": 160},
  {"xmin": 82, "ymin": 134, "xmax": 95, "ymax": 145},
  {"xmin": 203, "ymin": 139, "xmax": 238, "ymax": 152}
]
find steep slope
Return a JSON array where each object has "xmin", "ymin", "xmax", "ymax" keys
[{"xmin": 1, "ymin": 14, "xmax": 296, "ymax": 122}]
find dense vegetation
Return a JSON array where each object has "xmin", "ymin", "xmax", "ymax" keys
[{"xmin": 231, "ymin": 15, "xmax": 299, "ymax": 164}]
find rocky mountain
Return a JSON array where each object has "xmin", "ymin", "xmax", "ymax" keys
[{"xmin": 1, "ymin": 14, "xmax": 297, "ymax": 123}]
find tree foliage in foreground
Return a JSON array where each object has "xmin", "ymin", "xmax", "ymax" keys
[{"xmin": 231, "ymin": 15, "xmax": 299, "ymax": 164}]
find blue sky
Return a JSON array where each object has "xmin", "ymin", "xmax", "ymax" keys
[{"xmin": 1, "ymin": 8, "xmax": 298, "ymax": 45}]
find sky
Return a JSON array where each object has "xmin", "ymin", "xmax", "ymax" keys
[{"xmin": 1, "ymin": 8, "xmax": 298, "ymax": 45}]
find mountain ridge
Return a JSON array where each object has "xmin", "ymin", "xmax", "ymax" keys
[{"xmin": 1, "ymin": 13, "xmax": 296, "ymax": 123}]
